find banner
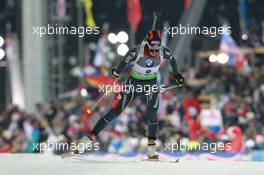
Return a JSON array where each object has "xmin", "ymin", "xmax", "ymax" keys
[
  {"xmin": 127, "ymin": 0, "xmax": 142, "ymax": 32},
  {"xmin": 82, "ymin": 0, "xmax": 96, "ymax": 27}
]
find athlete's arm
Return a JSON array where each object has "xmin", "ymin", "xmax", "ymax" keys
[
  {"xmin": 115, "ymin": 46, "xmax": 138, "ymax": 74},
  {"xmin": 163, "ymin": 47, "xmax": 184, "ymax": 85},
  {"xmin": 163, "ymin": 47, "xmax": 179, "ymax": 74}
]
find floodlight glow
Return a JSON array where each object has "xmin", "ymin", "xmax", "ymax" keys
[
  {"xmin": 117, "ymin": 44, "xmax": 129, "ymax": 56},
  {"xmin": 217, "ymin": 53, "xmax": 229, "ymax": 64},
  {"xmin": 107, "ymin": 33, "xmax": 118, "ymax": 44},
  {"xmin": 117, "ymin": 31, "xmax": 129, "ymax": 43}
]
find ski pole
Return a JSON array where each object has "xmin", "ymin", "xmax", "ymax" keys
[
  {"xmin": 152, "ymin": 11, "xmax": 161, "ymax": 30},
  {"xmin": 164, "ymin": 84, "xmax": 183, "ymax": 91},
  {"xmin": 90, "ymin": 78, "xmax": 121, "ymax": 112}
]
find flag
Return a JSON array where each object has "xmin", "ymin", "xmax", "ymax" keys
[
  {"xmin": 5, "ymin": 34, "xmax": 26, "ymax": 109},
  {"xmin": 157, "ymin": 93, "xmax": 166, "ymax": 120},
  {"xmin": 220, "ymin": 26, "xmax": 245, "ymax": 70},
  {"xmin": 85, "ymin": 76, "xmax": 122, "ymax": 90},
  {"xmin": 184, "ymin": 0, "xmax": 192, "ymax": 10},
  {"xmin": 93, "ymin": 33, "xmax": 107, "ymax": 67},
  {"xmin": 239, "ymin": 0, "xmax": 249, "ymax": 35},
  {"xmin": 83, "ymin": 64, "xmax": 100, "ymax": 77},
  {"xmin": 82, "ymin": 0, "xmax": 96, "ymax": 27},
  {"xmin": 56, "ymin": 0, "xmax": 66, "ymax": 17},
  {"xmin": 127, "ymin": 0, "xmax": 142, "ymax": 32}
]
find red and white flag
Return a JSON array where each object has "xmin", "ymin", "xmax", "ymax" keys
[{"xmin": 127, "ymin": 0, "xmax": 142, "ymax": 32}]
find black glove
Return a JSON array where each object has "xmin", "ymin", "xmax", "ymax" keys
[
  {"xmin": 174, "ymin": 73, "xmax": 184, "ymax": 86},
  {"xmin": 112, "ymin": 68, "xmax": 120, "ymax": 79}
]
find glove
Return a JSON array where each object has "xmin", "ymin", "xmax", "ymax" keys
[
  {"xmin": 174, "ymin": 73, "xmax": 184, "ymax": 86},
  {"xmin": 112, "ymin": 68, "xmax": 120, "ymax": 79}
]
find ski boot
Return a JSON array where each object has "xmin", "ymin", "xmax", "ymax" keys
[
  {"xmin": 147, "ymin": 140, "xmax": 159, "ymax": 159},
  {"xmin": 61, "ymin": 135, "xmax": 95, "ymax": 158}
]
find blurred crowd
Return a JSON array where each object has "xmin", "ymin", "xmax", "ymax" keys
[{"xmin": 1, "ymin": 60, "xmax": 264, "ymax": 154}]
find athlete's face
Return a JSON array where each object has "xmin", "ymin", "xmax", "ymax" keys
[{"xmin": 148, "ymin": 44, "xmax": 160, "ymax": 57}]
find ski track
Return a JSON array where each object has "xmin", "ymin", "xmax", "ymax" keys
[{"xmin": 0, "ymin": 154, "xmax": 263, "ymax": 175}]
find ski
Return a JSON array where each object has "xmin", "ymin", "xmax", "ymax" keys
[
  {"xmin": 61, "ymin": 152, "xmax": 82, "ymax": 159},
  {"xmin": 140, "ymin": 158, "xmax": 180, "ymax": 163}
]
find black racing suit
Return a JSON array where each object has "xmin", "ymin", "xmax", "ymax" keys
[{"xmin": 90, "ymin": 45, "xmax": 179, "ymax": 140}]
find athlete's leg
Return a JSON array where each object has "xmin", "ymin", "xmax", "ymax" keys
[
  {"xmin": 144, "ymin": 87, "xmax": 160, "ymax": 159},
  {"xmin": 90, "ymin": 94, "xmax": 129, "ymax": 136},
  {"xmin": 146, "ymin": 89, "xmax": 159, "ymax": 141},
  {"xmin": 90, "ymin": 78, "xmax": 136, "ymax": 137},
  {"xmin": 74, "ymin": 94, "xmax": 129, "ymax": 154},
  {"xmin": 72, "ymin": 79, "xmax": 136, "ymax": 154}
]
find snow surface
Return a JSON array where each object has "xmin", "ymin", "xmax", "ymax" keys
[{"xmin": 0, "ymin": 153, "xmax": 263, "ymax": 175}]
